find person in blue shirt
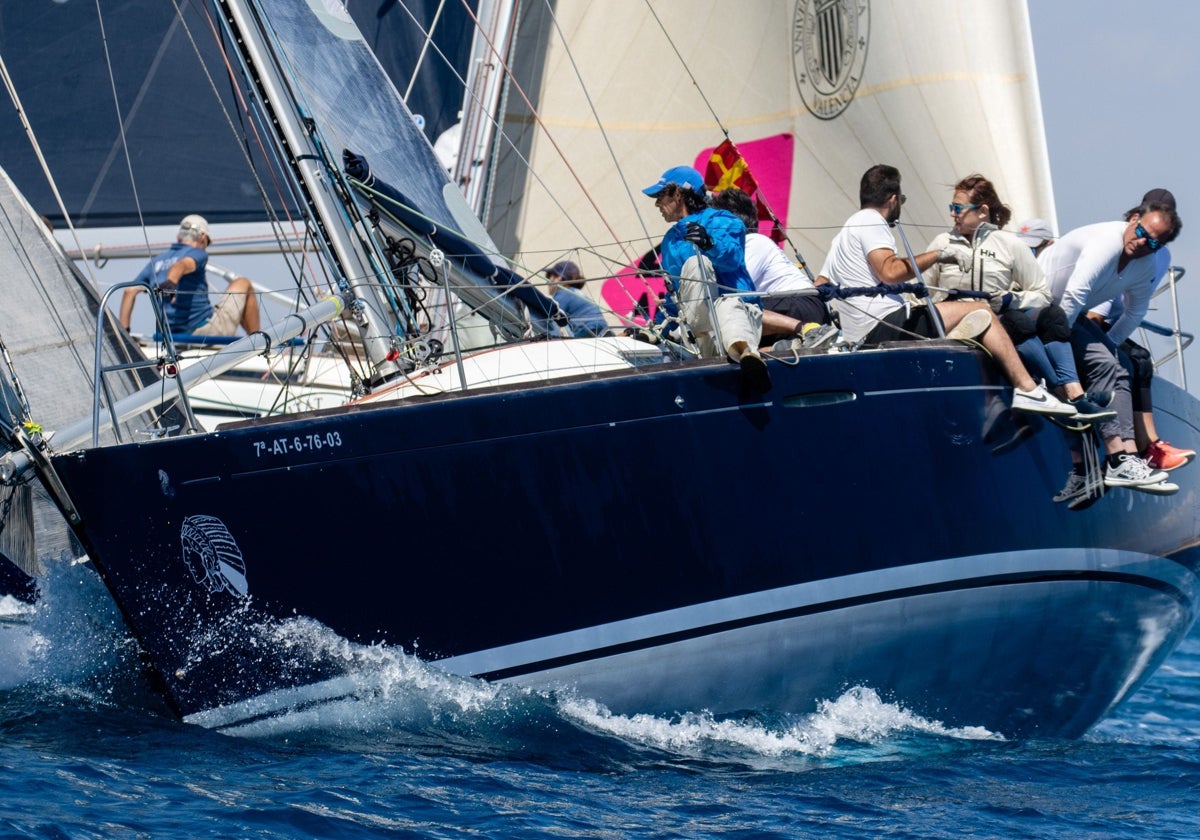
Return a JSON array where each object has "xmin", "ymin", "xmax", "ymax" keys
[
  {"xmin": 643, "ymin": 165, "xmax": 769, "ymax": 392},
  {"xmin": 119, "ymin": 215, "xmax": 260, "ymax": 337},
  {"xmin": 542, "ymin": 260, "xmax": 611, "ymax": 337}
]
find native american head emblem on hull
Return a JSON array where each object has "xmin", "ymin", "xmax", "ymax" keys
[
  {"xmin": 181, "ymin": 515, "xmax": 248, "ymax": 597},
  {"xmin": 793, "ymin": 0, "xmax": 870, "ymax": 120}
]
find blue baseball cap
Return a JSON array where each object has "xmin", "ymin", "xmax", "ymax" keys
[{"xmin": 642, "ymin": 165, "xmax": 705, "ymax": 197}]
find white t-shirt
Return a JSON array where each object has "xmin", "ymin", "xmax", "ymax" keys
[
  {"xmin": 1038, "ymin": 221, "xmax": 1157, "ymax": 345},
  {"xmin": 744, "ymin": 233, "xmax": 814, "ymax": 295},
  {"xmin": 818, "ymin": 208, "xmax": 902, "ymax": 343}
]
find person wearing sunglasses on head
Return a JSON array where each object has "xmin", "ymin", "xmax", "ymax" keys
[
  {"xmin": 1038, "ymin": 195, "xmax": 1182, "ymax": 499},
  {"xmin": 1082, "ymin": 188, "xmax": 1195, "ymax": 472}
]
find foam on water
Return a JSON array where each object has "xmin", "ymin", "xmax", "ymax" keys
[
  {"xmin": 0, "ymin": 594, "xmax": 44, "ymax": 689},
  {"xmin": 558, "ymin": 685, "xmax": 1000, "ymax": 763},
  {"xmin": 184, "ymin": 612, "xmax": 1005, "ymax": 764},
  {"xmin": 30, "ymin": 557, "xmax": 1200, "ymax": 774},
  {"xmin": 5, "ymin": 564, "xmax": 1016, "ymax": 769},
  {"xmin": 0, "ymin": 558, "xmax": 157, "ymax": 709}
]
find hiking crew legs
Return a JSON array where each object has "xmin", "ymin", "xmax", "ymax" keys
[
  {"xmin": 678, "ymin": 255, "xmax": 763, "ymax": 359},
  {"xmin": 1070, "ymin": 317, "xmax": 1135, "ymax": 443}
]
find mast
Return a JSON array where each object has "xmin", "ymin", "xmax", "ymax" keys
[
  {"xmin": 213, "ymin": 0, "xmax": 405, "ymax": 383},
  {"xmin": 453, "ymin": 0, "xmax": 519, "ymax": 217}
]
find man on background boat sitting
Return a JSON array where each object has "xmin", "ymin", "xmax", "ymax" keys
[
  {"xmin": 816, "ymin": 164, "xmax": 1076, "ymax": 418},
  {"xmin": 643, "ymin": 165, "xmax": 770, "ymax": 392},
  {"xmin": 119, "ymin": 214, "xmax": 261, "ymax": 338},
  {"xmin": 1039, "ymin": 195, "xmax": 1184, "ymax": 499},
  {"xmin": 537, "ymin": 260, "xmax": 611, "ymax": 337}
]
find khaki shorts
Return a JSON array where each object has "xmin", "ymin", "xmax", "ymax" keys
[{"xmin": 192, "ymin": 290, "xmax": 247, "ymax": 336}]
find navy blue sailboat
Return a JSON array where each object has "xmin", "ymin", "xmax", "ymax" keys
[{"xmin": 0, "ymin": 0, "xmax": 1198, "ymax": 739}]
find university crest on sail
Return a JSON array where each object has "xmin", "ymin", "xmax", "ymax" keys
[{"xmin": 792, "ymin": 0, "xmax": 870, "ymax": 120}]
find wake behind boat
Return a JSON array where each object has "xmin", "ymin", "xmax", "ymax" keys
[{"xmin": 1, "ymin": 0, "xmax": 1198, "ymax": 739}]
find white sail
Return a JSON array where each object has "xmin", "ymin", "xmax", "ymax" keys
[
  {"xmin": 0, "ymin": 166, "xmax": 165, "ymax": 565},
  {"xmin": 487, "ymin": 0, "xmax": 1054, "ymax": 319}
]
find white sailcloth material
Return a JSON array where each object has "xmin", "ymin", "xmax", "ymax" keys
[
  {"xmin": 486, "ymin": 0, "xmax": 1054, "ymax": 305},
  {"xmin": 0, "ymin": 166, "xmax": 160, "ymax": 565}
]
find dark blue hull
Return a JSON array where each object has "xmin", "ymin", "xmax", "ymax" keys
[{"xmin": 44, "ymin": 344, "xmax": 1200, "ymax": 736}]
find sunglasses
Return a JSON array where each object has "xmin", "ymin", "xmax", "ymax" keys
[
  {"xmin": 1134, "ymin": 223, "xmax": 1162, "ymax": 251},
  {"xmin": 948, "ymin": 203, "xmax": 979, "ymax": 215}
]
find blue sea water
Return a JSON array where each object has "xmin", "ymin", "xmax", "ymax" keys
[{"xmin": 3, "ymin": 563, "xmax": 1200, "ymax": 838}]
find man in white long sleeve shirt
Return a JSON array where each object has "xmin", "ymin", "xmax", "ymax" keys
[
  {"xmin": 1083, "ymin": 188, "xmax": 1195, "ymax": 472},
  {"xmin": 1038, "ymin": 198, "xmax": 1181, "ymax": 496}
]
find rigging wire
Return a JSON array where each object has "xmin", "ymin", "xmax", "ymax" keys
[
  {"xmin": 457, "ymin": 0, "xmax": 635, "ymax": 269},
  {"xmin": 172, "ymin": 0, "xmax": 380, "ymax": 384},
  {"xmin": 403, "ymin": 0, "xmax": 450, "ymax": 103},
  {"xmin": 385, "ymin": 0, "xmax": 601, "ymax": 267}
]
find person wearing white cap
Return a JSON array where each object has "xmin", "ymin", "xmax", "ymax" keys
[
  {"xmin": 1013, "ymin": 218, "xmax": 1055, "ymax": 256},
  {"xmin": 119, "ymin": 214, "xmax": 260, "ymax": 338}
]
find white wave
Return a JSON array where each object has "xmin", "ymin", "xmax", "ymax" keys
[
  {"xmin": 0, "ymin": 558, "xmax": 146, "ymax": 702},
  {"xmin": 558, "ymin": 685, "xmax": 1001, "ymax": 761},
  {"xmin": 214, "ymin": 621, "xmax": 513, "ymax": 738}
]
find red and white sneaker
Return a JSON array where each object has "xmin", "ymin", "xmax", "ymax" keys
[{"xmin": 1142, "ymin": 439, "xmax": 1197, "ymax": 472}]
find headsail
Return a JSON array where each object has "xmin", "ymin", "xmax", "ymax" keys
[
  {"xmin": 0, "ymin": 165, "xmax": 164, "ymax": 565},
  {"xmin": 484, "ymin": 0, "xmax": 1055, "ymax": 319}
]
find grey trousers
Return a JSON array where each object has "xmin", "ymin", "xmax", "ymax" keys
[{"xmin": 1070, "ymin": 317, "xmax": 1134, "ymax": 442}]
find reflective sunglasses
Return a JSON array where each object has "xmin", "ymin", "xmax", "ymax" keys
[
  {"xmin": 1134, "ymin": 223, "xmax": 1162, "ymax": 251},
  {"xmin": 948, "ymin": 203, "xmax": 979, "ymax": 215}
]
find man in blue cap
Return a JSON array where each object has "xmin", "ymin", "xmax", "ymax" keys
[{"xmin": 643, "ymin": 165, "xmax": 769, "ymax": 391}]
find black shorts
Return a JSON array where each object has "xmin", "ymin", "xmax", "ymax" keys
[
  {"xmin": 862, "ymin": 305, "xmax": 940, "ymax": 345},
  {"xmin": 761, "ymin": 292, "xmax": 831, "ymax": 342}
]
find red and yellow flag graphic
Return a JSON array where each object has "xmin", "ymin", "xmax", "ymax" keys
[
  {"xmin": 705, "ymin": 139, "xmax": 785, "ymax": 243},
  {"xmin": 704, "ymin": 139, "xmax": 758, "ymax": 195}
]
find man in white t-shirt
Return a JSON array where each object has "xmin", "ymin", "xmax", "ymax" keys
[
  {"xmin": 709, "ymin": 187, "xmax": 834, "ymax": 347},
  {"xmin": 817, "ymin": 164, "xmax": 1075, "ymax": 418}
]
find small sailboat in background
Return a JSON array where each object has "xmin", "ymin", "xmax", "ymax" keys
[{"xmin": 0, "ymin": 0, "xmax": 1197, "ymax": 740}]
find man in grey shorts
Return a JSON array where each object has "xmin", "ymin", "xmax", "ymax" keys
[{"xmin": 120, "ymin": 215, "xmax": 260, "ymax": 338}]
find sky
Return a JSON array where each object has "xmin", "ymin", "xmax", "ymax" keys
[{"xmin": 1027, "ymin": 0, "xmax": 1200, "ymax": 392}]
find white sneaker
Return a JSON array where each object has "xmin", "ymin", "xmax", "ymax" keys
[
  {"xmin": 1053, "ymin": 472, "xmax": 1087, "ymax": 503},
  {"xmin": 1104, "ymin": 454, "xmax": 1170, "ymax": 488},
  {"xmin": 1011, "ymin": 384, "xmax": 1077, "ymax": 416},
  {"xmin": 945, "ymin": 308, "xmax": 992, "ymax": 340}
]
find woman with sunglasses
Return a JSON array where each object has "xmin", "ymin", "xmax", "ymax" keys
[{"xmin": 923, "ymin": 174, "xmax": 1113, "ymax": 425}]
